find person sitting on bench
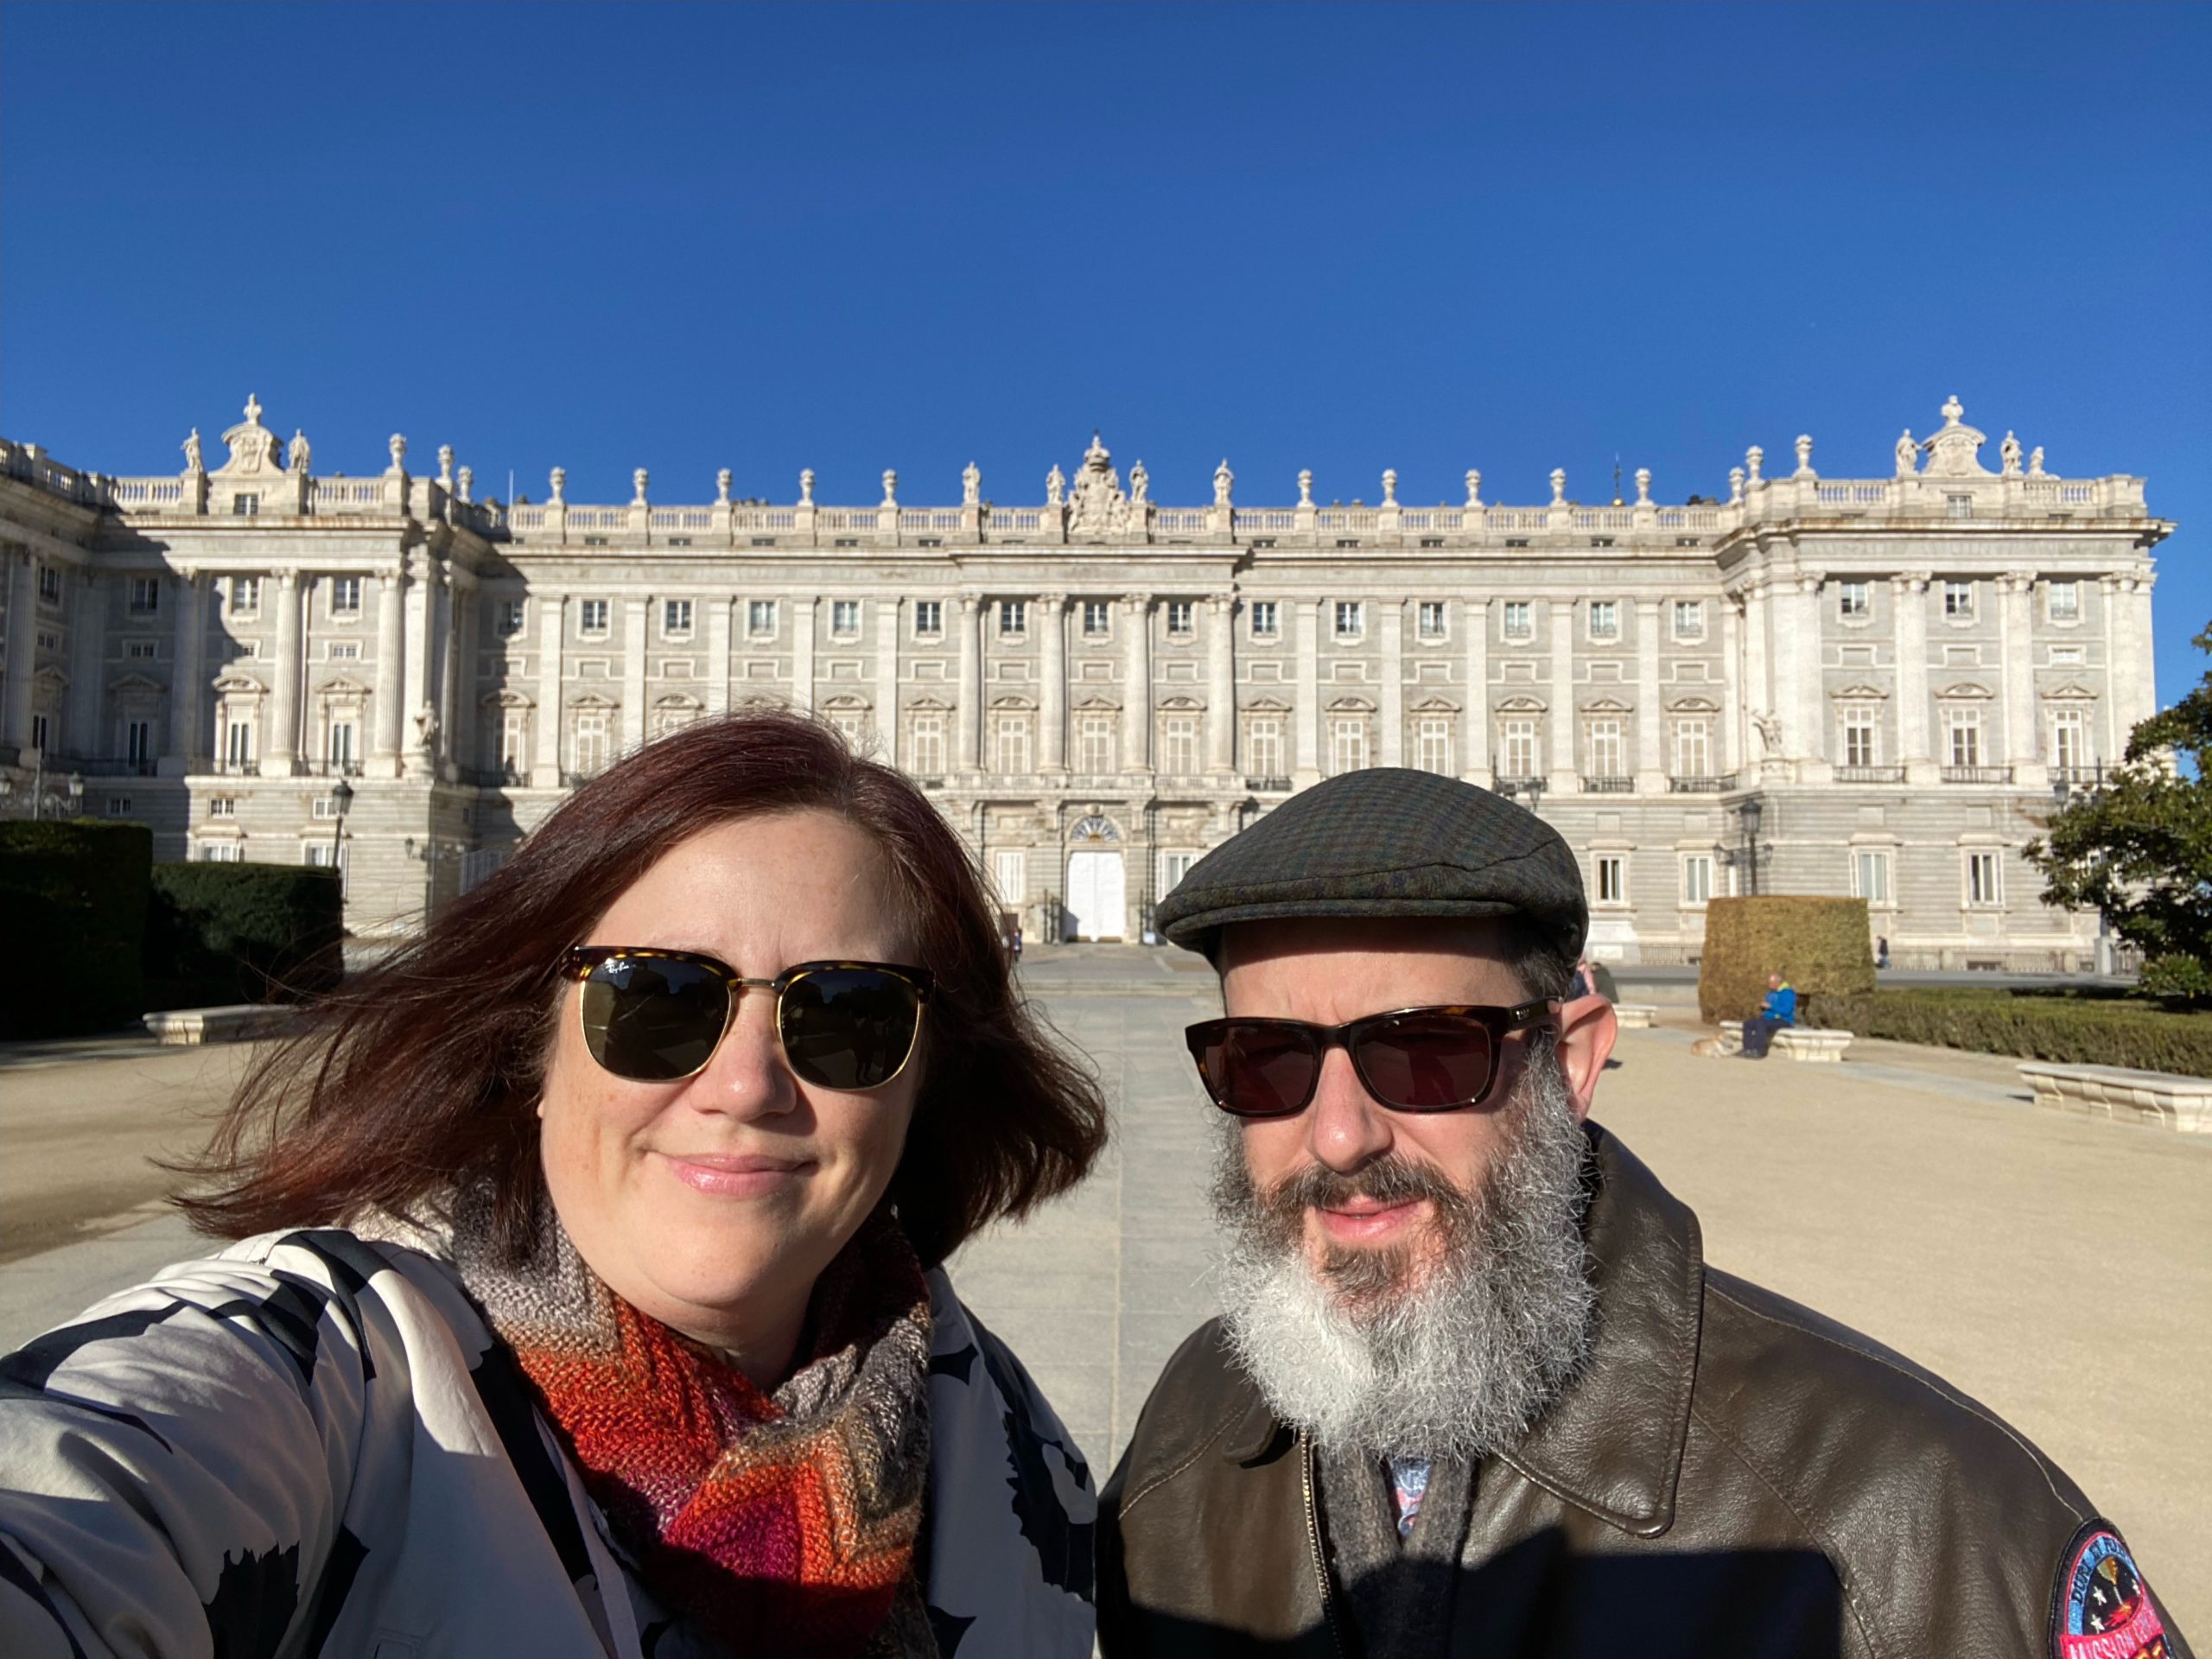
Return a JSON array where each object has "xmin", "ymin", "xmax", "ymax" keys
[{"xmin": 1742, "ymin": 972, "xmax": 1796, "ymax": 1058}]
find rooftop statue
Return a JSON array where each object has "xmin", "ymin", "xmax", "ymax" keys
[
  {"xmin": 1897, "ymin": 429, "xmax": 1917, "ymax": 477},
  {"xmin": 181, "ymin": 429, "xmax": 205, "ymax": 474},
  {"xmin": 1067, "ymin": 432, "xmax": 1130, "ymax": 539},
  {"xmin": 289, "ymin": 430, "xmax": 312, "ymax": 474},
  {"xmin": 1213, "ymin": 459, "xmax": 1234, "ymax": 508},
  {"xmin": 962, "ymin": 462, "xmax": 980, "ymax": 507}
]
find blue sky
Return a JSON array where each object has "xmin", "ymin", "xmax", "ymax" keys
[{"xmin": 4, "ymin": 2, "xmax": 2207, "ymax": 703}]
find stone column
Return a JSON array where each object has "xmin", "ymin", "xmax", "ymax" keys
[
  {"xmin": 436, "ymin": 572, "xmax": 462, "ymax": 778},
  {"xmin": 1767, "ymin": 581, "xmax": 1800, "ymax": 766},
  {"xmin": 532, "ymin": 594, "xmax": 567, "ymax": 788},
  {"xmin": 1205, "ymin": 594, "xmax": 1234, "ymax": 772},
  {"xmin": 875, "ymin": 597, "xmax": 901, "ymax": 764},
  {"xmin": 1636, "ymin": 598, "xmax": 1664, "ymax": 790},
  {"xmin": 67, "ymin": 569, "xmax": 104, "ymax": 757},
  {"xmin": 2126, "ymin": 573, "xmax": 2158, "ymax": 730},
  {"xmin": 3, "ymin": 550, "xmax": 38, "ymax": 753},
  {"xmin": 1122, "ymin": 592, "xmax": 1152, "ymax": 772},
  {"xmin": 372, "ymin": 563, "xmax": 406, "ymax": 773},
  {"xmin": 1462, "ymin": 598, "xmax": 1491, "ymax": 785},
  {"xmin": 2002, "ymin": 572, "xmax": 2041, "ymax": 776},
  {"xmin": 1894, "ymin": 573, "xmax": 1933, "ymax": 781},
  {"xmin": 791, "ymin": 597, "xmax": 817, "ymax": 715},
  {"xmin": 621, "ymin": 597, "xmax": 649, "ymax": 753},
  {"xmin": 1796, "ymin": 573, "xmax": 1827, "ymax": 769},
  {"xmin": 1039, "ymin": 593, "xmax": 1068, "ymax": 772},
  {"xmin": 956, "ymin": 596, "xmax": 982, "ymax": 772},
  {"xmin": 1547, "ymin": 598, "xmax": 1577, "ymax": 793},
  {"xmin": 1294, "ymin": 598, "xmax": 1321, "ymax": 783},
  {"xmin": 1720, "ymin": 596, "xmax": 1743, "ymax": 775},
  {"xmin": 403, "ymin": 552, "xmax": 438, "ymax": 778},
  {"xmin": 162, "ymin": 569, "xmax": 208, "ymax": 774},
  {"xmin": 1379, "ymin": 600, "xmax": 1404, "ymax": 768},
  {"xmin": 707, "ymin": 596, "xmax": 734, "ymax": 716},
  {"xmin": 267, "ymin": 568, "xmax": 304, "ymax": 775},
  {"xmin": 1742, "ymin": 581, "xmax": 1771, "ymax": 772}
]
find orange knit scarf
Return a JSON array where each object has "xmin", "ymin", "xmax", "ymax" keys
[{"xmin": 463, "ymin": 1209, "xmax": 934, "ymax": 1656}]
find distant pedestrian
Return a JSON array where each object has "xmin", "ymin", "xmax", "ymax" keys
[
  {"xmin": 1741, "ymin": 971, "xmax": 1796, "ymax": 1058},
  {"xmin": 1876, "ymin": 935, "xmax": 1891, "ymax": 969}
]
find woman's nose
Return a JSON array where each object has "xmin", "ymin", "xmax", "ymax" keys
[{"xmin": 690, "ymin": 993, "xmax": 798, "ymax": 1117}]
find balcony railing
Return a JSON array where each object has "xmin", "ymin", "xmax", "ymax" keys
[
  {"xmin": 305, "ymin": 760, "xmax": 365, "ymax": 778},
  {"xmin": 1495, "ymin": 775, "xmax": 1546, "ymax": 797},
  {"xmin": 1581, "ymin": 774, "xmax": 1635, "ymax": 793},
  {"xmin": 1668, "ymin": 773, "xmax": 1738, "ymax": 793},
  {"xmin": 1834, "ymin": 765, "xmax": 1907, "ymax": 784},
  {"xmin": 460, "ymin": 765, "xmax": 527, "ymax": 789},
  {"xmin": 1244, "ymin": 775, "xmax": 1293, "ymax": 792},
  {"xmin": 1940, "ymin": 766, "xmax": 2015, "ymax": 785},
  {"xmin": 2050, "ymin": 765, "xmax": 2107, "ymax": 789}
]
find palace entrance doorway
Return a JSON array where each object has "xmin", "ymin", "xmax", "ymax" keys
[{"xmin": 1065, "ymin": 814, "xmax": 1126, "ymax": 941}]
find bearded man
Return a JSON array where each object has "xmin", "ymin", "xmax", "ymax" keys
[{"xmin": 1097, "ymin": 770, "xmax": 2188, "ymax": 1659}]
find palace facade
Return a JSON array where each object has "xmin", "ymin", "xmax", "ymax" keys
[{"xmin": 0, "ymin": 396, "xmax": 2170, "ymax": 968}]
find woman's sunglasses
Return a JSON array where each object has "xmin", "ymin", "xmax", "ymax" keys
[
  {"xmin": 1185, "ymin": 1000, "xmax": 1560, "ymax": 1119},
  {"xmin": 561, "ymin": 947, "xmax": 934, "ymax": 1090}
]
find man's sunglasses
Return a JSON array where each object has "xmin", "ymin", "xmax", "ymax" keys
[
  {"xmin": 561, "ymin": 947, "xmax": 934, "ymax": 1090},
  {"xmin": 1185, "ymin": 1000, "xmax": 1560, "ymax": 1118}
]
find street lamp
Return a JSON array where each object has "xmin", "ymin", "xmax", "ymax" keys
[
  {"xmin": 66, "ymin": 772, "xmax": 83, "ymax": 817},
  {"xmin": 328, "ymin": 777, "xmax": 353, "ymax": 867},
  {"xmin": 1737, "ymin": 798, "xmax": 1764, "ymax": 895}
]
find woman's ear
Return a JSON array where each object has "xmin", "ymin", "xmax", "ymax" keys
[{"xmin": 1553, "ymin": 992, "xmax": 1618, "ymax": 1123}]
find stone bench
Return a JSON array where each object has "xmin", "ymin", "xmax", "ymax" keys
[
  {"xmin": 1770, "ymin": 1027, "xmax": 1853, "ymax": 1063},
  {"xmin": 1612, "ymin": 1003, "xmax": 1658, "ymax": 1029},
  {"xmin": 142, "ymin": 1005, "xmax": 296, "ymax": 1046},
  {"xmin": 2018, "ymin": 1061, "xmax": 2212, "ymax": 1134}
]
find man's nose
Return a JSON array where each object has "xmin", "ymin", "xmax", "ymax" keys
[{"xmin": 1304, "ymin": 1044, "xmax": 1394, "ymax": 1173}]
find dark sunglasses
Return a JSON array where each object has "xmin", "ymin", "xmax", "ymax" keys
[
  {"xmin": 1185, "ymin": 1000, "xmax": 1560, "ymax": 1118},
  {"xmin": 561, "ymin": 947, "xmax": 934, "ymax": 1090}
]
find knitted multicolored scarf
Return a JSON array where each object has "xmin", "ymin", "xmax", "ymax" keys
[{"xmin": 454, "ymin": 1199, "xmax": 936, "ymax": 1656}]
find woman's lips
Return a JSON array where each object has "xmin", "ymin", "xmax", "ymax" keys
[
  {"xmin": 658, "ymin": 1152, "xmax": 811, "ymax": 1198},
  {"xmin": 1313, "ymin": 1196, "xmax": 1426, "ymax": 1244}
]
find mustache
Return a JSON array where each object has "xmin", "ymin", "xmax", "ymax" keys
[{"xmin": 1223, "ymin": 1150, "xmax": 1481, "ymax": 1255}]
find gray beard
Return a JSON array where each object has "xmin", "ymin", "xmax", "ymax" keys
[{"xmin": 1207, "ymin": 1039, "xmax": 1597, "ymax": 1462}]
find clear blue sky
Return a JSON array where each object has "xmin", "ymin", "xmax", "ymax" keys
[{"xmin": 4, "ymin": 2, "xmax": 2207, "ymax": 704}]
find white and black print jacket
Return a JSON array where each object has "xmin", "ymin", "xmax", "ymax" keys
[{"xmin": 0, "ymin": 1229, "xmax": 1097, "ymax": 1658}]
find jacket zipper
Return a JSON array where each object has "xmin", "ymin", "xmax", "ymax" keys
[{"xmin": 1300, "ymin": 1429, "xmax": 1348, "ymax": 1659}]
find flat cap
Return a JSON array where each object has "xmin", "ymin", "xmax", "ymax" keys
[{"xmin": 1156, "ymin": 768, "xmax": 1587, "ymax": 963}]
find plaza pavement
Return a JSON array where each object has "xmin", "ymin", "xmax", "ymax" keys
[{"xmin": 1, "ymin": 946, "xmax": 2205, "ymax": 1634}]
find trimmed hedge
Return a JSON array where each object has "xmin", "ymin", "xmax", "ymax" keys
[
  {"xmin": 1697, "ymin": 895, "xmax": 1875, "ymax": 1025},
  {"xmin": 144, "ymin": 861, "xmax": 344, "ymax": 1009},
  {"xmin": 0, "ymin": 819, "xmax": 152, "ymax": 1037},
  {"xmin": 1814, "ymin": 988, "xmax": 2212, "ymax": 1077}
]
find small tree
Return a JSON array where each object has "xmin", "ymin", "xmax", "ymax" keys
[{"xmin": 2028, "ymin": 621, "xmax": 2212, "ymax": 1006}]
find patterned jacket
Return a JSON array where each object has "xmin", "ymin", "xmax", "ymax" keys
[{"xmin": 0, "ymin": 1228, "xmax": 1096, "ymax": 1658}]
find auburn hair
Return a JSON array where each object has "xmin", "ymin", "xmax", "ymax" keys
[{"xmin": 174, "ymin": 709, "xmax": 1109, "ymax": 1266}]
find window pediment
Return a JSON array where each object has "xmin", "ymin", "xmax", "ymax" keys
[
  {"xmin": 1832, "ymin": 682, "xmax": 1889, "ymax": 701},
  {"xmin": 1937, "ymin": 681, "xmax": 1993, "ymax": 701}
]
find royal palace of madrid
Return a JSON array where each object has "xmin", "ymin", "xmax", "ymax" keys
[{"xmin": 0, "ymin": 393, "xmax": 2171, "ymax": 967}]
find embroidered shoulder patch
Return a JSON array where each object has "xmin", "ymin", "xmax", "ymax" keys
[{"xmin": 2051, "ymin": 1522, "xmax": 2171, "ymax": 1659}]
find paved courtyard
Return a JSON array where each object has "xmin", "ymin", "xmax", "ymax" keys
[{"xmin": 2, "ymin": 948, "xmax": 2206, "ymax": 1634}]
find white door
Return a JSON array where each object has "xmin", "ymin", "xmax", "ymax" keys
[{"xmin": 1066, "ymin": 850, "xmax": 1127, "ymax": 941}]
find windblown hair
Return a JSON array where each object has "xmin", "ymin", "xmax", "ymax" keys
[{"xmin": 174, "ymin": 709, "xmax": 1109, "ymax": 1266}]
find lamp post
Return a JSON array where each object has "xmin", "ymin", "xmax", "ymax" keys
[
  {"xmin": 328, "ymin": 776, "xmax": 353, "ymax": 871},
  {"xmin": 1738, "ymin": 798, "xmax": 1764, "ymax": 896}
]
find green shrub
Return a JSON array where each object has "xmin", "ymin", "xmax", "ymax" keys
[
  {"xmin": 1697, "ymin": 895, "xmax": 1875, "ymax": 1025},
  {"xmin": 144, "ymin": 861, "xmax": 344, "ymax": 1008},
  {"xmin": 0, "ymin": 819, "xmax": 152, "ymax": 1037},
  {"xmin": 1816, "ymin": 988, "xmax": 2212, "ymax": 1077}
]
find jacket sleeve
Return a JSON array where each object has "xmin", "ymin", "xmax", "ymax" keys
[{"xmin": 0, "ymin": 1244, "xmax": 372, "ymax": 1659}]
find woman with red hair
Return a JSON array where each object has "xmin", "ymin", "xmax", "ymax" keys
[{"xmin": 1, "ymin": 709, "xmax": 1109, "ymax": 1658}]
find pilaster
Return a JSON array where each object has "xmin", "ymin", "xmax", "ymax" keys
[
  {"xmin": 874, "ymin": 596, "xmax": 901, "ymax": 764},
  {"xmin": 403, "ymin": 550, "xmax": 438, "ymax": 779},
  {"xmin": 371, "ymin": 563, "xmax": 406, "ymax": 776},
  {"xmin": 956, "ymin": 596, "xmax": 981, "ymax": 772},
  {"xmin": 1039, "ymin": 593, "xmax": 1068, "ymax": 772},
  {"xmin": 791, "ymin": 596, "xmax": 817, "ymax": 715},
  {"xmin": 621, "ymin": 596, "xmax": 649, "ymax": 753},
  {"xmin": 1461, "ymin": 597, "xmax": 1491, "ymax": 787},
  {"xmin": 1294, "ymin": 598, "xmax": 1321, "ymax": 784},
  {"xmin": 2, "ymin": 550, "xmax": 37, "ymax": 752},
  {"xmin": 1122, "ymin": 592, "xmax": 1152, "ymax": 773},
  {"xmin": 1894, "ymin": 572, "xmax": 1934, "ymax": 783},
  {"xmin": 160, "ymin": 569, "xmax": 207, "ymax": 776},
  {"xmin": 532, "ymin": 594, "xmax": 567, "ymax": 788},
  {"xmin": 1205, "ymin": 594, "xmax": 1235, "ymax": 773},
  {"xmin": 1635, "ymin": 597, "xmax": 1664, "ymax": 791},
  {"xmin": 1379, "ymin": 601, "xmax": 1404, "ymax": 768},
  {"xmin": 707, "ymin": 596, "xmax": 734, "ymax": 717},
  {"xmin": 2002, "ymin": 571, "xmax": 2044, "ymax": 785},
  {"xmin": 267, "ymin": 567, "xmax": 304, "ymax": 774},
  {"xmin": 1547, "ymin": 598, "xmax": 1577, "ymax": 795}
]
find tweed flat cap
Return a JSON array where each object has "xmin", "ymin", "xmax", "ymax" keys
[{"xmin": 1156, "ymin": 768, "xmax": 1587, "ymax": 963}]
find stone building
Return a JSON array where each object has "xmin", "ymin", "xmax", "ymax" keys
[{"xmin": 0, "ymin": 395, "xmax": 2170, "ymax": 968}]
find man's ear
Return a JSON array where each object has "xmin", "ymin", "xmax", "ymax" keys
[{"xmin": 1553, "ymin": 992, "xmax": 1618, "ymax": 1123}]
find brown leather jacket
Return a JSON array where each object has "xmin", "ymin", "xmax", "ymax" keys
[{"xmin": 1099, "ymin": 1124, "xmax": 2192, "ymax": 1659}]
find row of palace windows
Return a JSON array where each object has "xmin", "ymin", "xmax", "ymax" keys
[{"xmin": 1833, "ymin": 577, "xmax": 2086, "ymax": 626}]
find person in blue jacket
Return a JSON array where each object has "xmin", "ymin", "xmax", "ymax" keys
[{"xmin": 1742, "ymin": 972, "xmax": 1796, "ymax": 1058}]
